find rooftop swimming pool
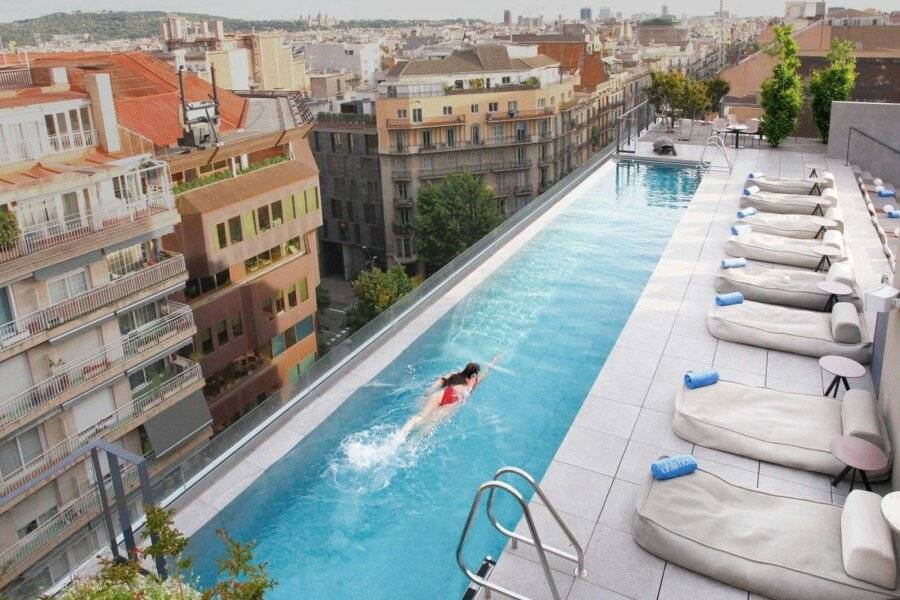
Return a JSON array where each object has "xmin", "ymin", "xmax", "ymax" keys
[{"xmin": 187, "ymin": 160, "xmax": 701, "ymax": 599}]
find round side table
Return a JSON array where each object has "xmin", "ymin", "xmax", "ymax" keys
[
  {"xmin": 818, "ymin": 355, "xmax": 866, "ymax": 398},
  {"xmin": 812, "ymin": 245, "xmax": 842, "ymax": 272},
  {"xmin": 830, "ymin": 435, "xmax": 888, "ymax": 492},
  {"xmin": 816, "ymin": 280, "xmax": 853, "ymax": 312},
  {"xmin": 881, "ymin": 492, "xmax": 900, "ymax": 534}
]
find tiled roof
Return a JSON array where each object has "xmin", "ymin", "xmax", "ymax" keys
[
  {"xmin": 29, "ymin": 52, "xmax": 247, "ymax": 147},
  {"xmin": 0, "ymin": 151, "xmax": 132, "ymax": 194},
  {"xmin": 388, "ymin": 46, "xmax": 559, "ymax": 77},
  {"xmin": 829, "ymin": 8, "xmax": 875, "ymax": 18},
  {"xmin": 0, "ymin": 89, "xmax": 88, "ymax": 110}
]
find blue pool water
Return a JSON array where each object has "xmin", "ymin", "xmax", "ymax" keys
[{"xmin": 187, "ymin": 161, "xmax": 701, "ymax": 599}]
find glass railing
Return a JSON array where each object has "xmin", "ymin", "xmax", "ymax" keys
[
  {"xmin": 0, "ymin": 141, "xmax": 620, "ymax": 599},
  {"xmin": 0, "ymin": 304, "xmax": 195, "ymax": 442},
  {"xmin": 0, "ymin": 251, "xmax": 186, "ymax": 352}
]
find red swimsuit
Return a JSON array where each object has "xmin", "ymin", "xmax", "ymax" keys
[{"xmin": 439, "ymin": 385, "xmax": 464, "ymax": 406}]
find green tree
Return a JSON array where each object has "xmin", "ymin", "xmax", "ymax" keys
[
  {"xmin": 144, "ymin": 504, "xmax": 193, "ymax": 584},
  {"xmin": 808, "ymin": 39, "xmax": 856, "ymax": 143},
  {"xmin": 411, "ymin": 172, "xmax": 505, "ymax": 271},
  {"xmin": 702, "ymin": 78, "xmax": 731, "ymax": 114},
  {"xmin": 202, "ymin": 530, "xmax": 276, "ymax": 600},
  {"xmin": 760, "ymin": 24, "xmax": 803, "ymax": 147},
  {"xmin": 645, "ymin": 71, "xmax": 683, "ymax": 129},
  {"xmin": 0, "ymin": 211, "xmax": 19, "ymax": 250},
  {"xmin": 344, "ymin": 265, "xmax": 418, "ymax": 332}
]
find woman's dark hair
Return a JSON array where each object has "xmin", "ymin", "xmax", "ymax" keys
[{"xmin": 442, "ymin": 362, "xmax": 481, "ymax": 387}]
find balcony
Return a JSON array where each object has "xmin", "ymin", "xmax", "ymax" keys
[
  {"xmin": 0, "ymin": 130, "xmax": 96, "ymax": 166},
  {"xmin": 385, "ymin": 115, "xmax": 465, "ymax": 129},
  {"xmin": 0, "ymin": 162, "xmax": 177, "ymax": 277},
  {"xmin": 0, "ymin": 360, "xmax": 203, "ymax": 498},
  {"xmin": 490, "ymin": 160, "xmax": 531, "ymax": 173},
  {"xmin": 394, "ymin": 196, "xmax": 413, "ymax": 207},
  {"xmin": 391, "ymin": 169, "xmax": 412, "ymax": 181},
  {"xmin": 483, "ymin": 135, "xmax": 539, "ymax": 147},
  {"xmin": 0, "ymin": 251, "xmax": 186, "ymax": 355},
  {"xmin": 0, "ymin": 303, "xmax": 195, "ymax": 437},
  {"xmin": 419, "ymin": 163, "xmax": 489, "ymax": 179},
  {"xmin": 486, "ymin": 108, "xmax": 554, "ymax": 122},
  {"xmin": 498, "ymin": 184, "xmax": 533, "ymax": 196},
  {"xmin": 392, "ymin": 221, "xmax": 413, "ymax": 235}
]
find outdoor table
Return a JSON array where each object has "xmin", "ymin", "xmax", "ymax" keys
[
  {"xmin": 818, "ymin": 354, "xmax": 866, "ymax": 398},
  {"xmin": 830, "ymin": 435, "xmax": 888, "ymax": 492},
  {"xmin": 812, "ymin": 245, "xmax": 841, "ymax": 271},
  {"xmin": 816, "ymin": 280, "xmax": 853, "ymax": 311},
  {"xmin": 726, "ymin": 124, "xmax": 748, "ymax": 149}
]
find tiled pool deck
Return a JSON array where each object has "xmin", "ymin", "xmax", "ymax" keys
[
  {"xmin": 169, "ymin": 134, "xmax": 893, "ymax": 600},
  {"xmin": 480, "ymin": 139, "xmax": 894, "ymax": 600}
]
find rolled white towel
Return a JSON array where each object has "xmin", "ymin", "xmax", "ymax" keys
[
  {"xmin": 883, "ymin": 204, "xmax": 895, "ymax": 214},
  {"xmin": 874, "ymin": 178, "xmax": 883, "ymax": 186}
]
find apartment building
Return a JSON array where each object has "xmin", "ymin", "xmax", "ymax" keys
[
  {"xmin": 312, "ymin": 113, "xmax": 386, "ymax": 281},
  {"xmin": 376, "ymin": 46, "xmax": 585, "ymax": 271},
  {"xmin": 25, "ymin": 53, "xmax": 323, "ymax": 433},
  {"xmin": 0, "ymin": 54, "xmax": 209, "ymax": 589}
]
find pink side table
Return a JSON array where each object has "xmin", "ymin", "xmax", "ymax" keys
[
  {"xmin": 830, "ymin": 435, "xmax": 888, "ymax": 492},
  {"xmin": 818, "ymin": 355, "xmax": 866, "ymax": 398}
]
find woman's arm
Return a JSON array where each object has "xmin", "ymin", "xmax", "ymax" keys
[{"xmin": 470, "ymin": 353, "xmax": 502, "ymax": 390}]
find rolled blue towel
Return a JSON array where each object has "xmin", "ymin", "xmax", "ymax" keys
[
  {"xmin": 748, "ymin": 171, "xmax": 764, "ymax": 179},
  {"xmin": 730, "ymin": 224, "xmax": 751, "ymax": 236},
  {"xmin": 889, "ymin": 211, "xmax": 900, "ymax": 219},
  {"xmin": 651, "ymin": 455, "xmax": 698, "ymax": 480},
  {"xmin": 684, "ymin": 369, "xmax": 720, "ymax": 389},
  {"xmin": 743, "ymin": 185, "xmax": 760, "ymax": 196},
  {"xmin": 715, "ymin": 292, "xmax": 744, "ymax": 306},
  {"xmin": 880, "ymin": 189, "xmax": 898, "ymax": 198},
  {"xmin": 736, "ymin": 207, "xmax": 757, "ymax": 218},
  {"xmin": 721, "ymin": 257, "xmax": 747, "ymax": 268}
]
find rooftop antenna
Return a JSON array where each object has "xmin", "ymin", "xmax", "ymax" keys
[{"xmin": 177, "ymin": 65, "xmax": 190, "ymax": 132}]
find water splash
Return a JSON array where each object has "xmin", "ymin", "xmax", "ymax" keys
[{"xmin": 326, "ymin": 424, "xmax": 432, "ymax": 492}]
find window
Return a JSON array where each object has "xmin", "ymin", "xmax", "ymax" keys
[
  {"xmin": 502, "ymin": 76, "xmax": 511, "ymax": 84},
  {"xmin": 447, "ymin": 128, "xmax": 456, "ymax": 147},
  {"xmin": 242, "ymin": 210, "xmax": 257, "ymax": 240},
  {"xmin": 47, "ymin": 268, "xmax": 89, "ymax": 304},
  {"xmin": 214, "ymin": 222, "xmax": 227, "ymax": 249},
  {"xmin": 454, "ymin": 80, "xmax": 464, "ymax": 89},
  {"xmin": 538, "ymin": 98, "xmax": 546, "ymax": 109},
  {"xmin": 442, "ymin": 106, "xmax": 453, "ymax": 115},
  {"xmin": 257, "ymin": 205, "xmax": 271, "ymax": 231},
  {"xmin": 331, "ymin": 198, "xmax": 342, "ymax": 219},
  {"xmin": 128, "ymin": 358, "xmax": 166, "ymax": 390},
  {"xmin": 275, "ymin": 289, "xmax": 286, "ymax": 314},
  {"xmin": 284, "ymin": 236, "xmax": 304, "ymax": 255},
  {"xmin": 295, "ymin": 315, "xmax": 314, "ymax": 340},
  {"xmin": 215, "ymin": 269, "xmax": 230, "ymax": 288},
  {"xmin": 397, "ymin": 108, "xmax": 407, "ymax": 119},
  {"xmin": 284, "ymin": 195, "xmax": 296, "ymax": 221},
  {"xmin": 470, "ymin": 104, "xmax": 479, "ymax": 113},
  {"xmin": 346, "ymin": 201, "xmax": 355, "ymax": 221},
  {"xmin": 471, "ymin": 124, "xmax": 481, "ymax": 144},
  {"xmin": 0, "ymin": 427, "xmax": 43, "ymax": 479},
  {"xmin": 508, "ymin": 101, "xmax": 518, "ymax": 113},
  {"xmin": 363, "ymin": 204, "xmax": 376, "ymax": 224},
  {"xmin": 0, "ymin": 286, "xmax": 14, "ymax": 330},
  {"xmin": 412, "ymin": 108, "xmax": 422, "ymax": 123},
  {"xmin": 17, "ymin": 505, "xmax": 59, "ymax": 540},
  {"xmin": 270, "ymin": 201, "xmax": 284, "ymax": 227},
  {"xmin": 228, "ymin": 216, "xmax": 243, "ymax": 243},
  {"xmin": 271, "ymin": 333, "xmax": 286, "ymax": 357},
  {"xmin": 422, "ymin": 130, "xmax": 432, "ymax": 148},
  {"xmin": 488, "ymin": 102, "xmax": 499, "ymax": 112},
  {"xmin": 298, "ymin": 277, "xmax": 309, "ymax": 302},
  {"xmin": 231, "ymin": 313, "xmax": 243, "ymax": 338},
  {"xmin": 118, "ymin": 302, "xmax": 158, "ymax": 334},
  {"xmin": 262, "ymin": 298, "xmax": 273, "ymax": 321},
  {"xmin": 396, "ymin": 181, "xmax": 409, "ymax": 200},
  {"xmin": 106, "ymin": 244, "xmax": 147, "ymax": 279},
  {"xmin": 287, "ymin": 284, "xmax": 297, "ymax": 308},
  {"xmin": 217, "ymin": 320, "xmax": 229, "ymax": 345},
  {"xmin": 493, "ymin": 124, "xmax": 503, "ymax": 141},
  {"xmin": 200, "ymin": 328, "xmax": 213, "ymax": 355}
]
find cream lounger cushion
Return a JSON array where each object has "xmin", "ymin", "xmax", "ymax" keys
[
  {"xmin": 673, "ymin": 381, "xmax": 887, "ymax": 475},
  {"xmin": 832, "ymin": 302, "xmax": 863, "ymax": 343},
  {"xmin": 725, "ymin": 231, "xmax": 847, "ymax": 269},
  {"xmin": 842, "ymin": 491, "xmax": 897, "ymax": 590},
  {"xmin": 634, "ymin": 469, "xmax": 898, "ymax": 600},
  {"xmin": 715, "ymin": 263, "xmax": 862, "ymax": 311},
  {"xmin": 735, "ymin": 212, "xmax": 839, "ymax": 239},
  {"xmin": 740, "ymin": 188, "xmax": 837, "ymax": 214},
  {"xmin": 746, "ymin": 172, "xmax": 835, "ymax": 194},
  {"xmin": 707, "ymin": 300, "xmax": 872, "ymax": 362}
]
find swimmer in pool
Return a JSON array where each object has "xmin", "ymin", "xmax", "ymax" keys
[{"xmin": 397, "ymin": 356, "xmax": 500, "ymax": 438}]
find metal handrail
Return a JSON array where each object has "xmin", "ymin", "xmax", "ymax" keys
[
  {"xmin": 697, "ymin": 135, "xmax": 733, "ymax": 173},
  {"xmin": 457, "ymin": 480, "xmax": 559, "ymax": 600},
  {"xmin": 485, "ymin": 467, "xmax": 586, "ymax": 577},
  {"xmin": 845, "ymin": 126, "xmax": 900, "ymax": 166}
]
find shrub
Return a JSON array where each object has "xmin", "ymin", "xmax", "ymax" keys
[
  {"xmin": 808, "ymin": 39, "xmax": 856, "ymax": 143},
  {"xmin": 0, "ymin": 210, "xmax": 19, "ymax": 250},
  {"xmin": 760, "ymin": 24, "xmax": 803, "ymax": 147}
]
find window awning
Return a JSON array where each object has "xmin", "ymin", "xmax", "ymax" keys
[{"xmin": 143, "ymin": 390, "xmax": 211, "ymax": 458}]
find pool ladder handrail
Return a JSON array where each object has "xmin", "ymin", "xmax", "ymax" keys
[
  {"xmin": 697, "ymin": 135, "xmax": 734, "ymax": 173},
  {"xmin": 456, "ymin": 466, "xmax": 586, "ymax": 600}
]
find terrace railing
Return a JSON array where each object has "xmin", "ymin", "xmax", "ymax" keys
[
  {"xmin": 0, "ymin": 361, "xmax": 202, "ymax": 498},
  {"xmin": 0, "ymin": 69, "xmax": 31, "ymax": 91},
  {"xmin": 0, "ymin": 303, "xmax": 195, "ymax": 434},
  {"xmin": 0, "ymin": 130, "xmax": 96, "ymax": 166},
  {"xmin": 0, "ymin": 188, "xmax": 175, "ymax": 264},
  {"xmin": 0, "ymin": 251, "xmax": 186, "ymax": 351}
]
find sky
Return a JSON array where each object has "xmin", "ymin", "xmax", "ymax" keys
[{"xmin": 0, "ymin": 0, "xmax": 895, "ymax": 24}]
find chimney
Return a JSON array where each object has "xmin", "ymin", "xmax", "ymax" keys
[
  {"xmin": 83, "ymin": 73, "xmax": 121, "ymax": 153},
  {"xmin": 49, "ymin": 67, "xmax": 68, "ymax": 86},
  {"xmin": 214, "ymin": 20, "xmax": 225, "ymax": 40},
  {"xmin": 201, "ymin": 20, "xmax": 211, "ymax": 37}
]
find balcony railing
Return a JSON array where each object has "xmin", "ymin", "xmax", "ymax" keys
[
  {"xmin": 0, "ymin": 251, "xmax": 186, "ymax": 352},
  {"xmin": 1, "ymin": 166, "xmax": 175, "ymax": 263},
  {"xmin": 0, "ymin": 130, "xmax": 96, "ymax": 166},
  {"xmin": 490, "ymin": 159, "xmax": 531, "ymax": 172},
  {"xmin": 391, "ymin": 170, "xmax": 412, "ymax": 180},
  {"xmin": 385, "ymin": 115, "xmax": 466, "ymax": 129},
  {"xmin": 0, "ymin": 68, "xmax": 31, "ymax": 91},
  {"xmin": 486, "ymin": 108, "xmax": 554, "ymax": 122},
  {"xmin": 0, "ymin": 361, "xmax": 202, "ymax": 498},
  {"xmin": 419, "ymin": 163, "xmax": 489, "ymax": 179},
  {"xmin": 0, "ymin": 303, "xmax": 195, "ymax": 432},
  {"xmin": 387, "ymin": 135, "xmax": 540, "ymax": 154}
]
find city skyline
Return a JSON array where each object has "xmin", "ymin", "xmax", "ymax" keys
[{"xmin": 1, "ymin": 0, "xmax": 896, "ymax": 26}]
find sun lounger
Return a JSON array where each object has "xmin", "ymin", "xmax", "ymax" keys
[
  {"xmin": 714, "ymin": 262, "xmax": 862, "ymax": 311},
  {"xmin": 735, "ymin": 211, "xmax": 841, "ymax": 239},
  {"xmin": 740, "ymin": 188, "xmax": 837, "ymax": 215},
  {"xmin": 725, "ymin": 230, "xmax": 847, "ymax": 269},
  {"xmin": 673, "ymin": 381, "xmax": 889, "ymax": 475},
  {"xmin": 746, "ymin": 171, "xmax": 835, "ymax": 194},
  {"xmin": 707, "ymin": 300, "xmax": 871, "ymax": 362},
  {"xmin": 634, "ymin": 469, "xmax": 898, "ymax": 600}
]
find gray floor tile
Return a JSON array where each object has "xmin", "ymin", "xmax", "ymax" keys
[
  {"xmin": 566, "ymin": 578, "xmax": 632, "ymax": 600},
  {"xmin": 642, "ymin": 378, "xmax": 679, "ymax": 413},
  {"xmin": 616, "ymin": 439, "xmax": 683, "ymax": 485},
  {"xmin": 630, "ymin": 408, "xmax": 694, "ymax": 455},
  {"xmin": 534, "ymin": 460, "xmax": 613, "ymax": 523},
  {"xmin": 508, "ymin": 502, "xmax": 596, "ymax": 574},
  {"xmin": 588, "ymin": 371, "xmax": 651, "ymax": 407},
  {"xmin": 554, "ymin": 426, "xmax": 628, "ymax": 477},
  {"xmin": 658, "ymin": 563, "xmax": 748, "ymax": 600},
  {"xmin": 583, "ymin": 524, "xmax": 665, "ymax": 600},
  {"xmin": 713, "ymin": 341, "xmax": 768, "ymax": 375},
  {"xmin": 662, "ymin": 334, "xmax": 717, "ymax": 363},
  {"xmin": 597, "ymin": 478, "xmax": 641, "ymax": 534},
  {"xmin": 480, "ymin": 552, "xmax": 575, "ymax": 600},
  {"xmin": 575, "ymin": 397, "xmax": 641, "ymax": 439}
]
